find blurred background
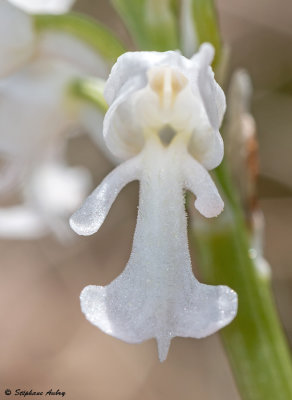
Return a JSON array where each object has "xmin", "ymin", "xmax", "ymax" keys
[{"xmin": 1, "ymin": 0, "xmax": 292, "ymax": 399}]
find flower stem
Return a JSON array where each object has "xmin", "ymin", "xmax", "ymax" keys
[
  {"xmin": 69, "ymin": 78, "xmax": 108, "ymax": 113},
  {"xmin": 190, "ymin": 162, "xmax": 292, "ymax": 400}
]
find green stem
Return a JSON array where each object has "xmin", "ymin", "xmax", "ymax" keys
[
  {"xmin": 190, "ymin": 0, "xmax": 222, "ymax": 67},
  {"xmin": 34, "ymin": 12, "xmax": 126, "ymax": 63},
  {"xmin": 190, "ymin": 162, "xmax": 292, "ymax": 399},
  {"xmin": 69, "ymin": 78, "xmax": 108, "ymax": 113}
]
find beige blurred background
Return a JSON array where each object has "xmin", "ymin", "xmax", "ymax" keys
[{"xmin": 1, "ymin": 1, "xmax": 292, "ymax": 399}]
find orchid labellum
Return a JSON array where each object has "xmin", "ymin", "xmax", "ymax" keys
[{"xmin": 70, "ymin": 44, "xmax": 238, "ymax": 361}]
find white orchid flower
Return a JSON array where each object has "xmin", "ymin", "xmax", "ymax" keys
[
  {"xmin": 8, "ymin": 0, "xmax": 75, "ymax": 14},
  {"xmin": 0, "ymin": 58, "xmax": 109, "ymax": 192},
  {"xmin": 0, "ymin": 59, "xmax": 97, "ymax": 239},
  {"xmin": 70, "ymin": 44, "xmax": 238, "ymax": 361},
  {"xmin": 0, "ymin": 0, "xmax": 122, "ymax": 239}
]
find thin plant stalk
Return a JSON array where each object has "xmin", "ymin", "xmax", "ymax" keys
[{"xmin": 191, "ymin": 163, "xmax": 292, "ymax": 400}]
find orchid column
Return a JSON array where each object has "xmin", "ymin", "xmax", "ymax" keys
[{"xmin": 70, "ymin": 44, "xmax": 237, "ymax": 361}]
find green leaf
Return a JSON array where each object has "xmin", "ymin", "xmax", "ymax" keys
[
  {"xmin": 169, "ymin": 0, "xmax": 180, "ymax": 17},
  {"xmin": 191, "ymin": 0, "xmax": 222, "ymax": 66},
  {"xmin": 111, "ymin": 0, "xmax": 179, "ymax": 51},
  {"xmin": 34, "ymin": 12, "xmax": 126, "ymax": 63}
]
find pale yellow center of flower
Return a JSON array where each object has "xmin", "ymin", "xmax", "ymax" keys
[{"xmin": 148, "ymin": 66, "xmax": 188, "ymax": 110}]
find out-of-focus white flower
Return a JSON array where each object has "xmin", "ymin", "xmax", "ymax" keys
[
  {"xmin": 0, "ymin": 0, "xmax": 108, "ymax": 78},
  {"xmin": 24, "ymin": 161, "xmax": 92, "ymax": 240},
  {"xmin": 70, "ymin": 44, "xmax": 238, "ymax": 361},
  {"xmin": 0, "ymin": 60, "xmax": 85, "ymax": 188},
  {"xmin": 0, "ymin": 161, "xmax": 91, "ymax": 240},
  {"xmin": 8, "ymin": 0, "xmax": 75, "ymax": 14},
  {"xmin": 0, "ymin": 0, "xmax": 119, "ymax": 240},
  {"xmin": 0, "ymin": 59, "xmax": 101, "ymax": 239},
  {"xmin": 0, "ymin": 1, "xmax": 35, "ymax": 77},
  {"xmin": 0, "ymin": 60, "xmax": 78, "ymax": 163}
]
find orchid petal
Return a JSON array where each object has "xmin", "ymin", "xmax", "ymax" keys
[
  {"xmin": 188, "ymin": 43, "xmax": 225, "ymax": 169},
  {"xmin": 70, "ymin": 155, "xmax": 142, "ymax": 236}
]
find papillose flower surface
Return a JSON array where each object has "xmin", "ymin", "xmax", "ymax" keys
[{"xmin": 70, "ymin": 44, "xmax": 238, "ymax": 361}]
